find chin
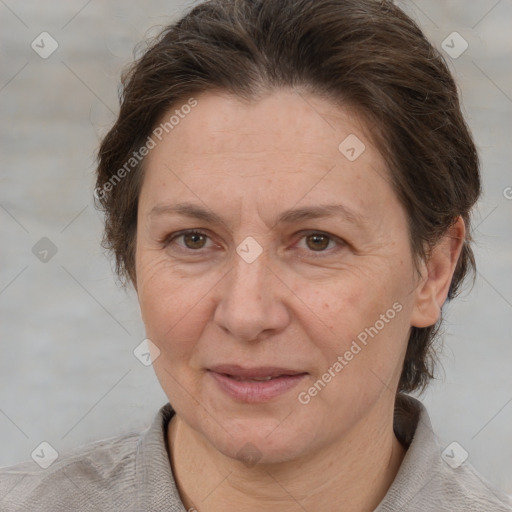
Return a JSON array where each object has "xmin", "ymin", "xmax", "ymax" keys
[{"xmin": 201, "ymin": 417, "xmax": 316, "ymax": 467}]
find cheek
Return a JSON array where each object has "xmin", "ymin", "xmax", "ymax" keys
[
  {"xmin": 296, "ymin": 266, "xmax": 394, "ymax": 346},
  {"xmin": 136, "ymin": 251, "xmax": 216, "ymax": 361},
  {"xmin": 299, "ymin": 266, "xmax": 410, "ymax": 385}
]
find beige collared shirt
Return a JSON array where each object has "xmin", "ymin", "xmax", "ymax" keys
[{"xmin": 1, "ymin": 395, "xmax": 511, "ymax": 511}]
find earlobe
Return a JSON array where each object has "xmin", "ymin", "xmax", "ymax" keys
[{"xmin": 410, "ymin": 217, "xmax": 466, "ymax": 328}]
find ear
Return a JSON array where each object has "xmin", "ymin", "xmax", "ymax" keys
[{"xmin": 410, "ymin": 216, "xmax": 465, "ymax": 328}]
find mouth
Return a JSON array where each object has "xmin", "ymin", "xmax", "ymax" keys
[
  {"xmin": 207, "ymin": 365, "xmax": 308, "ymax": 403},
  {"xmin": 224, "ymin": 375, "xmax": 284, "ymax": 382}
]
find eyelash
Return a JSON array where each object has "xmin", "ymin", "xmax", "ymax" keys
[{"xmin": 163, "ymin": 229, "xmax": 346, "ymax": 258}]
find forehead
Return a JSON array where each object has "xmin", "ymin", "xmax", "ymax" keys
[
  {"xmin": 139, "ymin": 89, "xmax": 397, "ymax": 225},
  {"xmin": 153, "ymin": 89, "xmax": 370, "ymax": 158}
]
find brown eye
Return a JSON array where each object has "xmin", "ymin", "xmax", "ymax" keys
[
  {"xmin": 305, "ymin": 233, "xmax": 331, "ymax": 251},
  {"xmin": 163, "ymin": 230, "xmax": 209, "ymax": 252},
  {"xmin": 182, "ymin": 232, "xmax": 208, "ymax": 249},
  {"xmin": 294, "ymin": 231, "xmax": 345, "ymax": 258}
]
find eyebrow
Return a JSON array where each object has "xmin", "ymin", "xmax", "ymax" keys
[{"xmin": 149, "ymin": 202, "xmax": 366, "ymax": 227}]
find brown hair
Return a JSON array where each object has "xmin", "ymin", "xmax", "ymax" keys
[{"xmin": 95, "ymin": 0, "xmax": 481, "ymax": 393}]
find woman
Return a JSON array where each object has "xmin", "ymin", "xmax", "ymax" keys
[{"xmin": 1, "ymin": 0, "xmax": 511, "ymax": 510}]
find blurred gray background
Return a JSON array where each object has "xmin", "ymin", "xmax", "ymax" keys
[{"xmin": 1, "ymin": 0, "xmax": 511, "ymax": 496}]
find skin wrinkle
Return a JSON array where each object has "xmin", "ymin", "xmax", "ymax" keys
[{"xmin": 134, "ymin": 90, "xmax": 464, "ymax": 512}]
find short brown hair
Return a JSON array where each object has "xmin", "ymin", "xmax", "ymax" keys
[{"xmin": 95, "ymin": 0, "xmax": 481, "ymax": 394}]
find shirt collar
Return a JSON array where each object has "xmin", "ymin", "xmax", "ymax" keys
[
  {"xmin": 134, "ymin": 402, "xmax": 183, "ymax": 512},
  {"xmin": 134, "ymin": 394, "xmax": 436, "ymax": 512},
  {"xmin": 376, "ymin": 393, "xmax": 441, "ymax": 511}
]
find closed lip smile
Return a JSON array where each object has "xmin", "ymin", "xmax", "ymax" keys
[
  {"xmin": 208, "ymin": 364, "xmax": 308, "ymax": 380},
  {"xmin": 208, "ymin": 364, "xmax": 309, "ymax": 403}
]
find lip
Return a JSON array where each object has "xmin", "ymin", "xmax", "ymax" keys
[
  {"xmin": 208, "ymin": 365, "xmax": 308, "ymax": 403},
  {"xmin": 209, "ymin": 364, "xmax": 306, "ymax": 379}
]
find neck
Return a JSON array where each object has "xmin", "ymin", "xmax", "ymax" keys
[{"xmin": 168, "ymin": 399, "xmax": 406, "ymax": 512}]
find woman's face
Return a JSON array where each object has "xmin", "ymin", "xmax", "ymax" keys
[{"xmin": 135, "ymin": 89, "xmax": 430, "ymax": 464}]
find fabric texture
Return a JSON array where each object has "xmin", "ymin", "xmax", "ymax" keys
[{"xmin": 1, "ymin": 394, "xmax": 511, "ymax": 511}]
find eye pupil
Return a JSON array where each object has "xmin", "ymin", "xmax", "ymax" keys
[
  {"xmin": 184, "ymin": 232, "xmax": 206, "ymax": 249},
  {"xmin": 306, "ymin": 234, "xmax": 329, "ymax": 251}
]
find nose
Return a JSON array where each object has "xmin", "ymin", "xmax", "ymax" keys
[{"xmin": 213, "ymin": 251, "xmax": 290, "ymax": 342}]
